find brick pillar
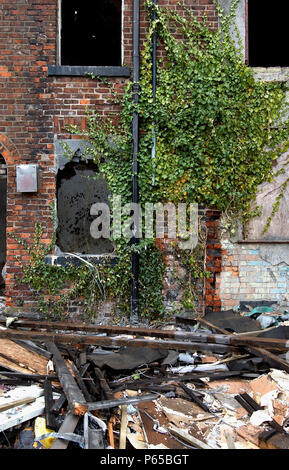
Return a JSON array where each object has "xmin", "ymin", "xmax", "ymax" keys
[{"xmin": 205, "ymin": 209, "xmax": 222, "ymax": 312}]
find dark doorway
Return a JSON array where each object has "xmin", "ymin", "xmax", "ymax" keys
[
  {"xmin": 0, "ymin": 154, "xmax": 7, "ymax": 293},
  {"xmin": 61, "ymin": 0, "xmax": 122, "ymax": 66},
  {"xmin": 248, "ymin": 0, "xmax": 289, "ymax": 67}
]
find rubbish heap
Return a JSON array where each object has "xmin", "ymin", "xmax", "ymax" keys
[{"xmin": 1, "ymin": 306, "xmax": 289, "ymax": 449}]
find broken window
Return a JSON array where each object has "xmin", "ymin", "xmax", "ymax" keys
[
  {"xmin": 0, "ymin": 154, "xmax": 7, "ymax": 290},
  {"xmin": 56, "ymin": 155, "xmax": 114, "ymax": 255},
  {"xmin": 248, "ymin": 0, "xmax": 289, "ymax": 67},
  {"xmin": 60, "ymin": 0, "xmax": 122, "ymax": 66}
]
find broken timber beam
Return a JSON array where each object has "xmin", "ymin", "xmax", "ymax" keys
[
  {"xmin": 0, "ymin": 327, "xmax": 288, "ymax": 353},
  {"xmin": 259, "ymin": 430, "xmax": 289, "ymax": 450},
  {"xmin": 195, "ymin": 317, "xmax": 231, "ymax": 336},
  {"xmin": 44, "ymin": 376, "xmax": 58, "ymax": 431},
  {"xmin": 1, "ymin": 322, "xmax": 289, "ymax": 352},
  {"xmin": 74, "ymin": 394, "xmax": 159, "ymax": 415},
  {"xmin": 168, "ymin": 424, "xmax": 213, "ymax": 449},
  {"xmin": 46, "ymin": 342, "xmax": 87, "ymax": 416},
  {"xmin": 246, "ymin": 345, "xmax": 289, "ymax": 375},
  {"xmin": 94, "ymin": 367, "xmax": 114, "ymax": 401},
  {"xmin": 0, "ymin": 329, "xmax": 237, "ymax": 354},
  {"xmin": 197, "ymin": 318, "xmax": 289, "ymax": 369}
]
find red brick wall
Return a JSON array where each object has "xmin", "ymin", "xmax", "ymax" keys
[
  {"xmin": 205, "ymin": 210, "xmax": 222, "ymax": 312},
  {"xmin": 0, "ymin": 0, "xmax": 218, "ymax": 309}
]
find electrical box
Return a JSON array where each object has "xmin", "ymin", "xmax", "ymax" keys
[{"xmin": 16, "ymin": 164, "xmax": 39, "ymax": 193}]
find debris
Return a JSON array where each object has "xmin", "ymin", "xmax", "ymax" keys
[
  {"xmin": 259, "ymin": 429, "xmax": 289, "ymax": 450},
  {"xmin": 50, "ymin": 412, "xmax": 80, "ymax": 450},
  {"xmin": 44, "ymin": 377, "xmax": 58, "ymax": 431},
  {"xmin": 0, "ymin": 396, "xmax": 36, "ymax": 412},
  {"xmin": 0, "ymin": 314, "xmax": 289, "ymax": 450},
  {"xmin": 0, "ymin": 385, "xmax": 60, "ymax": 433},
  {"xmin": 83, "ymin": 411, "xmax": 106, "ymax": 449},
  {"xmin": 34, "ymin": 417, "xmax": 55, "ymax": 449},
  {"xmin": 6, "ymin": 317, "xmax": 17, "ymax": 328},
  {"xmin": 46, "ymin": 342, "xmax": 86, "ymax": 416},
  {"xmin": 168, "ymin": 424, "xmax": 214, "ymax": 449},
  {"xmin": 75, "ymin": 393, "xmax": 159, "ymax": 415}
]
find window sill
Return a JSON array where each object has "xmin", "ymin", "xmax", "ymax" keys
[{"xmin": 48, "ymin": 65, "xmax": 130, "ymax": 78}]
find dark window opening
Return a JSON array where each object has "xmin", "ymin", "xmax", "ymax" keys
[
  {"xmin": 248, "ymin": 0, "xmax": 289, "ymax": 67},
  {"xmin": 0, "ymin": 154, "xmax": 7, "ymax": 291},
  {"xmin": 61, "ymin": 0, "xmax": 122, "ymax": 66},
  {"xmin": 56, "ymin": 156, "xmax": 114, "ymax": 255}
]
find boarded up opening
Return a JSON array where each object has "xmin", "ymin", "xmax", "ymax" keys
[
  {"xmin": 0, "ymin": 154, "xmax": 7, "ymax": 291},
  {"xmin": 61, "ymin": 0, "xmax": 122, "ymax": 66},
  {"xmin": 56, "ymin": 157, "xmax": 114, "ymax": 255},
  {"xmin": 248, "ymin": 0, "xmax": 289, "ymax": 67}
]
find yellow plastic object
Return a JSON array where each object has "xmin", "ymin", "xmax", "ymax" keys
[{"xmin": 34, "ymin": 417, "xmax": 55, "ymax": 449}]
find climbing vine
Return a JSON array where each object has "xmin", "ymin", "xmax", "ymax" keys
[{"xmin": 14, "ymin": 0, "xmax": 289, "ymax": 320}]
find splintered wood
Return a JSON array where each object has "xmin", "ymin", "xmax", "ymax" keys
[{"xmin": 0, "ymin": 338, "xmax": 49, "ymax": 375}]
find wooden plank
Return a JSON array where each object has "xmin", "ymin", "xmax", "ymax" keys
[
  {"xmin": 94, "ymin": 367, "xmax": 114, "ymax": 400},
  {"xmin": 119, "ymin": 405, "xmax": 128, "ymax": 449},
  {"xmin": 44, "ymin": 377, "xmax": 58, "ymax": 431},
  {"xmin": 1, "ymin": 324, "xmax": 289, "ymax": 352},
  {"xmin": 12, "ymin": 340, "xmax": 52, "ymax": 359},
  {"xmin": 0, "ymin": 396, "xmax": 46, "ymax": 432},
  {"xmin": 119, "ymin": 405, "xmax": 127, "ymax": 449},
  {"xmin": 0, "ymin": 385, "xmax": 60, "ymax": 432},
  {"xmin": 178, "ymin": 383, "xmax": 211, "ymax": 413},
  {"xmin": 246, "ymin": 345, "xmax": 289, "ymax": 375},
  {"xmin": 75, "ymin": 393, "xmax": 159, "ymax": 415},
  {"xmin": 0, "ymin": 338, "xmax": 49, "ymax": 374},
  {"xmin": 259, "ymin": 430, "xmax": 289, "ymax": 450},
  {"xmin": 107, "ymin": 417, "xmax": 115, "ymax": 448},
  {"xmin": 0, "ymin": 378, "xmax": 31, "ymax": 386},
  {"xmin": 0, "ymin": 397, "xmax": 36, "ymax": 412},
  {"xmin": 51, "ymin": 393, "xmax": 67, "ymax": 414},
  {"xmin": 168, "ymin": 424, "xmax": 214, "ymax": 449},
  {"xmin": 0, "ymin": 371, "xmax": 58, "ymax": 382},
  {"xmin": 198, "ymin": 319, "xmax": 289, "ymax": 373},
  {"xmin": 0, "ymin": 329, "xmax": 237, "ymax": 354},
  {"xmin": 46, "ymin": 342, "xmax": 86, "ymax": 416},
  {"xmin": 51, "ymin": 411, "xmax": 80, "ymax": 450},
  {"xmin": 70, "ymin": 361, "xmax": 93, "ymax": 402},
  {"xmin": 195, "ymin": 317, "xmax": 231, "ymax": 335}
]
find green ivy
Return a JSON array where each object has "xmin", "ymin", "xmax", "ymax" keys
[{"xmin": 14, "ymin": 0, "xmax": 289, "ymax": 320}]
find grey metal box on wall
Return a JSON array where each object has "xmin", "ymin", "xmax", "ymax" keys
[{"xmin": 16, "ymin": 164, "xmax": 39, "ymax": 193}]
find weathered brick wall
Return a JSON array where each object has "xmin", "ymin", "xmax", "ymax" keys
[
  {"xmin": 0, "ymin": 0, "xmax": 218, "ymax": 313},
  {"xmin": 220, "ymin": 238, "xmax": 289, "ymax": 311}
]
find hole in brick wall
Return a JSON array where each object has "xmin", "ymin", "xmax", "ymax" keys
[
  {"xmin": 61, "ymin": 0, "xmax": 122, "ymax": 66},
  {"xmin": 248, "ymin": 0, "xmax": 289, "ymax": 67},
  {"xmin": 0, "ymin": 154, "xmax": 7, "ymax": 291},
  {"xmin": 56, "ymin": 155, "xmax": 114, "ymax": 255}
]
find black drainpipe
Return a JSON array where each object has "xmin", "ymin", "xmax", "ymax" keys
[
  {"xmin": 151, "ymin": 0, "xmax": 157, "ymax": 185},
  {"xmin": 130, "ymin": 0, "xmax": 140, "ymax": 324}
]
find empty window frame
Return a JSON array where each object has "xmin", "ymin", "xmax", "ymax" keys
[
  {"xmin": 59, "ymin": 0, "xmax": 122, "ymax": 67},
  {"xmin": 248, "ymin": 0, "xmax": 289, "ymax": 67},
  {"xmin": 56, "ymin": 156, "xmax": 114, "ymax": 255}
]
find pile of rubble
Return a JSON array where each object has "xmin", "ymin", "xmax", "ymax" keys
[{"xmin": 0, "ymin": 309, "xmax": 289, "ymax": 449}]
